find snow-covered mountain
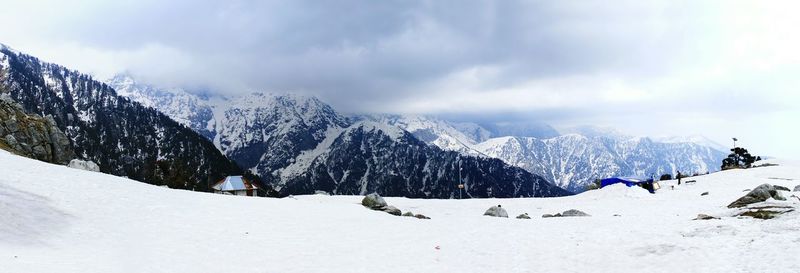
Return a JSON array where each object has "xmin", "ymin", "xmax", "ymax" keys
[
  {"xmin": 368, "ymin": 115, "xmax": 727, "ymax": 192},
  {"xmin": 108, "ymin": 75, "xmax": 570, "ymax": 198},
  {"xmin": 0, "ymin": 46, "xmax": 240, "ymax": 190}
]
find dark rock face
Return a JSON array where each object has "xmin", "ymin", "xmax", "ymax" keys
[
  {"xmin": 0, "ymin": 95, "xmax": 73, "ymax": 164},
  {"xmin": 728, "ymin": 184, "xmax": 785, "ymax": 208},
  {"xmin": 0, "ymin": 47, "xmax": 241, "ymax": 190}
]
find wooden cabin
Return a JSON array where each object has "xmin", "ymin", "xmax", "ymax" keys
[{"xmin": 211, "ymin": 176, "xmax": 259, "ymax": 196}]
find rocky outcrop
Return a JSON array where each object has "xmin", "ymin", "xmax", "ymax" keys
[
  {"xmin": 0, "ymin": 94, "xmax": 73, "ymax": 164},
  {"xmin": 727, "ymin": 184, "xmax": 785, "ymax": 208},
  {"xmin": 483, "ymin": 205, "xmax": 508, "ymax": 218}
]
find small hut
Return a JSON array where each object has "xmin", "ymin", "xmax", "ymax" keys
[{"xmin": 212, "ymin": 176, "xmax": 259, "ymax": 196}]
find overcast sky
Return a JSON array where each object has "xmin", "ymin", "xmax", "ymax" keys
[{"xmin": 1, "ymin": 0, "xmax": 798, "ymax": 158}]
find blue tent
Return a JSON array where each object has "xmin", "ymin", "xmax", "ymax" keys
[{"xmin": 600, "ymin": 177, "xmax": 657, "ymax": 193}]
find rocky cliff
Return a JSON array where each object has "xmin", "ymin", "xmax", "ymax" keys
[{"xmin": 0, "ymin": 94, "xmax": 73, "ymax": 164}]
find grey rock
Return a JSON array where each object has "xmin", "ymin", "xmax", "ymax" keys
[
  {"xmin": 794, "ymin": 185, "xmax": 800, "ymax": 192},
  {"xmin": 402, "ymin": 211, "xmax": 415, "ymax": 217},
  {"xmin": 728, "ymin": 184, "xmax": 785, "ymax": 208},
  {"xmin": 414, "ymin": 214, "xmax": 430, "ymax": 219},
  {"xmin": 561, "ymin": 209, "xmax": 591, "ymax": 217},
  {"xmin": 4, "ymin": 135, "xmax": 17, "ymax": 147},
  {"xmin": 693, "ymin": 214, "xmax": 719, "ymax": 220},
  {"xmin": 361, "ymin": 193, "xmax": 387, "ymax": 209},
  {"xmin": 32, "ymin": 145, "xmax": 47, "ymax": 158},
  {"xmin": 382, "ymin": 205, "xmax": 401, "ymax": 216},
  {"xmin": 483, "ymin": 205, "xmax": 509, "ymax": 218},
  {"xmin": 774, "ymin": 185, "xmax": 790, "ymax": 191},
  {"xmin": 516, "ymin": 213, "xmax": 531, "ymax": 219},
  {"xmin": 68, "ymin": 159, "xmax": 100, "ymax": 172},
  {"xmin": 701, "ymin": 192, "xmax": 709, "ymax": 196},
  {"xmin": 543, "ymin": 209, "xmax": 590, "ymax": 218}
]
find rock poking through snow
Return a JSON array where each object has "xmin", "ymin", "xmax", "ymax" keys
[
  {"xmin": 543, "ymin": 209, "xmax": 591, "ymax": 218},
  {"xmin": 516, "ymin": 213, "xmax": 531, "ymax": 219},
  {"xmin": 68, "ymin": 159, "xmax": 100, "ymax": 172},
  {"xmin": 483, "ymin": 205, "xmax": 509, "ymax": 218},
  {"xmin": 794, "ymin": 185, "xmax": 800, "ymax": 192},
  {"xmin": 561, "ymin": 209, "xmax": 591, "ymax": 217},
  {"xmin": 361, "ymin": 193, "xmax": 387, "ymax": 210},
  {"xmin": 382, "ymin": 206, "xmax": 402, "ymax": 216},
  {"xmin": 693, "ymin": 214, "xmax": 719, "ymax": 220},
  {"xmin": 774, "ymin": 185, "xmax": 790, "ymax": 191},
  {"xmin": 727, "ymin": 184, "xmax": 785, "ymax": 208}
]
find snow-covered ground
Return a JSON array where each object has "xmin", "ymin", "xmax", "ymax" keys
[{"xmin": 1, "ymin": 151, "xmax": 798, "ymax": 273}]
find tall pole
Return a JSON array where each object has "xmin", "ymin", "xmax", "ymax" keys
[{"xmin": 459, "ymin": 160, "xmax": 462, "ymax": 200}]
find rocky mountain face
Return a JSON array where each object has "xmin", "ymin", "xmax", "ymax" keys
[
  {"xmin": 382, "ymin": 116, "xmax": 727, "ymax": 192},
  {"xmin": 0, "ymin": 45, "xmax": 241, "ymax": 190},
  {"xmin": 108, "ymin": 76, "xmax": 571, "ymax": 198},
  {"xmin": 0, "ymin": 94, "xmax": 73, "ymax": 164},
  {"xmin": 279, "ymin": 122, "xmax": 570, "ymax": 198}
]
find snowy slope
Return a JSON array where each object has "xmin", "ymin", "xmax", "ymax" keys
[{"xmin": 1, "ymin": 148, "xmax": 799, "ymax": 273}]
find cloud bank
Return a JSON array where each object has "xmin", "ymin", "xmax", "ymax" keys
[{"xmin": 1, "ymin": 0, "xmax": 798, "ymax": 157}]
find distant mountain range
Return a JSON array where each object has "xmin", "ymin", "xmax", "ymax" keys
[
  {"xmin": 370, "ymin": 115, "xmax": 727, "ymax": 192},
  {"xmin": 109, "ymin": 74, "xmax": 727, "ymax": 193},
  {"xmin": 109, "ymin": 75, "xmax": 569, "ymax": 198}
]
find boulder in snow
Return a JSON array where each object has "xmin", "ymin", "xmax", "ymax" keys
[
  {"xmin": 794, "ymin": 185, "xmax": 800, "ymax": 192},
  {"xmin": 700, "ymin": 192, "xmax": 709, "ymax": 196},
  {"xmin": 382, "ymin": 206, "xmax": 402, "ymax": 216},
  {"xmin": 414, "ymin": 214, "xmax": 431, "ymax": 219},
  {"xmin": 361, "ymin": 193, "xmax": 387, "ymax": 210},
  {"xmin": 693, "ymin": 214, "xmax": 719, "ymax": 220},
  {"xmin": 542, "ymin": 209, "xmax": 590, "ymax": 218},
  {"xmin": 727, "ymin": 184, "xmax": 785, "ymax": 208},
  {"xmin": 774, "ymin": 185, "xmax": 790, "ymax": 191},
  {"xmin": 561, "ymin": 209, "xmax": 591, "ymax": 217},
  {"xmin": 516, "ymin": 213, "xmax": 531, "ymax": 219},
  {"xmin": 483, "ymin": 205, "xmax": 508, "ymax": 218},
  {"xmin": 68, "ymin": 159, "xmax": 100, "ymax": 172},
  {"xmin": 402, "ymin": 211, "xmax": 415, "ymax": 217}
]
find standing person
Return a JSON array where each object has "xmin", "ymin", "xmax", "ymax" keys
[{"xmin": 677, "ymin": 171, "xmax": 682, "ymax": 185}]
